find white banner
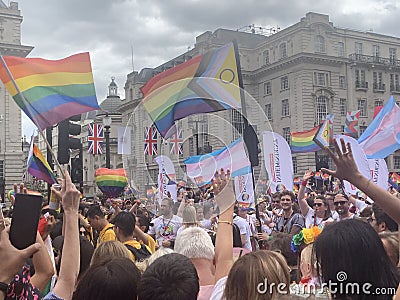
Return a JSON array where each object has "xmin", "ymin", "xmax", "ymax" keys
[
  {"xmin": 334, "ymin": 135, "xmax": 371, "ymax": 195},
  {"xmin": 118, "ymin": 126, "xmax": 132, "ymax": 154},
  {"xmin": 262, "ymin": 131, "xmax": 293, "ymax": 192},
  {"xmin": 234, "ymin": 172, "xmax": 254, "ymax": 206},
  {"xmin": 367, "ymin": 158, "xmax": 388, "ymax": 202},
  {"xmin": 154, "ymin": 156, "xmax": 177, "ymax": 202}
]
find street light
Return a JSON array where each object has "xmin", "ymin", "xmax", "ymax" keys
[{"xmin": 103, "ymin": 114, "xmax": 112, "ymax": 169}]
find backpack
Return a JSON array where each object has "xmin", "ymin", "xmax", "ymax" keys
[
  {"xmin": 125, "ymin": 243, "xmax": 151, "ymax": 261},
  {"xmin": 232, "ymin": 219, "xmax": 243, "ymax": 248}
]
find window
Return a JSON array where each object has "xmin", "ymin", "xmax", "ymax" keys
[
  {"xmin": 189, "ymin": 138, "xmax": 195, "ymax": 156},
  {"xmin": 314, "ymin": 72, "xmax": 329, "ymax": 86},
  {"xmin": 316, "ymin": 96, "xmax": 328, "ymax": 124},
  {"xmin": 283, "ymin": 127, "xmax": 291, "ymax": 144},
  {"xmin": 315, "ymin": 35, "xmax": 325, "ymax": 53},
  {"xmin": 390, "ymin": 48, "xmax": 397, "ymax": 64},
  {"xmin": 358, "ymin": 99, "xmax": 367, "ymax": 117},
  {"xmin": 359, "ymin": 126, "xmax": 367, "ymax": 136},
  {"xmin": 280, "ymin": 43, "xmax": 287, "ymax": 59},
  {"xmin": 355, "ymin": 42, "xmax": 363, "ymax": 55},
  {"xmin": 390, "ymin": 73, "xmax": 400, "ymax": 92},
  {"xmin": 263, "ymin": 50, "xmax": 269, "ymax": 65},
  {"xmin": 265, "ymin": 103, "xmax": 272, "ymax": 121},
  {"xmin": 280, "ymin": 76, "xmax": 289, "ymax": 90},
  {"xmin": 264, "ymin": 81, "xmax": 271, "ymax": 95},
  {"xmin": 339, "ymin": 98, "xmax": 347, "ymax": 116},
  {"xmin": 372, "ymin": 45, "xmax": 380, "ymax": 59},
  {"xmin": 375, "ymin": 99, "xmax": 383, "ymax": 107},
  {"xmin": 373, "ymin": 72, "xmax": 383, "ymax": 90},
  {"xmin": 337, "ymin": 42, "xmax": 345, "ymax": 57},
  {"xmin": 339, "ymin": 76, "xmax": 346, "ymax": 89},
  {"xmin": 394, "ymin": 156, "xmax": 400, "ymax": 169},
  {"xmin": 292, "ymin": 156, "xmax": 298, "ymax": 174},
  {"xmin": 282, "ymin": 99, "xmax": 290, "ymax": 116},
  {"xmin": 0, "ymin": 160, "xmax": 3, "ymax": 179},
  {"xmin": 231, "ymin": 110, "xmax": 244, "ymax": 140},
  {"xmin": 355, "ymin": 69, "xmax": 367, "ymax": 88}
]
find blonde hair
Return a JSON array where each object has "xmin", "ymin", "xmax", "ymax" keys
[
  {"xmin": 379, "ymin": 231, "xmax": 399, "ymax": 266},
  {"xmin": 182, "ymin": 205, "xmax": 198, "ymax": 227},
  {"xmin": 147, "ymin": 247, "xmax": 174, "ymax": 266},
  {"xmin": 224, "ymin": 250, "xmax": 290, "ymax": 300},
  {"xmin": 90, "ymin": 241, "xmax": 131, "ymax": 266}
]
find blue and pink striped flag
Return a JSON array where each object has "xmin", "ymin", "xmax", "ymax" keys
[
  {"xmin": 184, "ymin": 138, "xmax": 251, "ymax": 186},
  {"xmin": 358, "ymin": 96, "xmax": 400, "ymax": 158}
]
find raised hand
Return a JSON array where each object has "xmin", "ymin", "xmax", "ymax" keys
[
  {"xmin": 321, "ymin": 138, "xmax": 361, "ymax": 182},
  {"xmin": 302, "ymin": 170, "xmax": 314, "ymax": 181},
  {"xmin": 212, "ymin": 169, "xmax": 234, "ymax": 214},
  {"xmin": 51, "ymin": 171, "xmax": 80, "ymax": 213}
]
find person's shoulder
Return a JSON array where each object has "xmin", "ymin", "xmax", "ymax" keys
[{"xmin": 172, "ymin": 215, "xmax": 183, "ymax": 222}]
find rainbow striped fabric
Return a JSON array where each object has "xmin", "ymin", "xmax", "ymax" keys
[
  {"xmin": 141, "ymin": 42, "xmax": 242, "ymax": 138},
  {"xmin": 95, "ymin": 168, "xmax": 128, "ymax": 198},
  {"xmin": 290, "ymin": 126, "xmax": 320, "ymax": 153},
  {"xmin": 0, "ymin": 52, "xmax": 99, "ymax": 131},
  {"xmin": 27, "ymin": 138, "xmax": 57, "ymax": 184}
]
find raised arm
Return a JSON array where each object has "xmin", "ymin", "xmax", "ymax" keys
[
  {"xmin": 298, "ymin": 170, "xmax": 313, "ymax": 217},
  {"xmin": 30, "ymin": 232, "xmax": 54, "ymax": 293},
  {"xmin": 213, "ymin": 169, "xmax": 234, "ymax": 283},
  {"xmin": 322, "ymin": 139, "xmax": 400, "ymax": 224},
  {"xmin": 51, "ymin": 171, "xmax": 81, "ymax": 300}
]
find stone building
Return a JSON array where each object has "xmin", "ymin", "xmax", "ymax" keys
[
  {"xmin": 0, "ymin": 1, "xmax": 32, "ymax": 200},
  {"xmin": 120, "ymin": 12, "xmax": 400, "ymax": 193}
]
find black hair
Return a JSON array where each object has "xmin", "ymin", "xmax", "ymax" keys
[
  {"xmin": 280, "ymin": 190, "xmax": 295, "ymax": 201},
  {"xmin": 313, "ymin": 219, "xmax": 400, "ymax": 299},
  {"xmin": 137, "ymin": 214, "xmax": 150, "ymax": 233},
  {"xmin": 138, "ymin": 253, "xmax": 199, "ymax": 300},
  {"xmin": 372, "ymin": 203, "xmax": 398, "ymax": 232},
  {"xmin": 111, "ymin": 211, "xmax": 136, "ymax": 236},
  {"xmin": 72, "ymin": 258, "xmax": 141, "ymax": 300},
  {"xmin": 86, "ymin": 205, "xmax": 105, "ymax": 219}
]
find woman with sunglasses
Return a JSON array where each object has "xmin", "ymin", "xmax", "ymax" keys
[{"xmin": 298, "ymin": 170, "xmax": 333, "ymax": 228}]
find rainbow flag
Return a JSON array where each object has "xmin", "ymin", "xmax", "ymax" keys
[
  {"xmin": 27, "ymin": 137, "xmax": 57, "ymax": 184},
  {"xmin": 141, "ymin": 42, "xmax": 242, "ymax": 138},
  {"xmin": 0, "ymin": 52, "xmax": 100, "ymax": 131},
  {"xmin": 290, "ymin": 126, "xmax": 320, "ymax": 153},
  {"xmin": 389, "ymin": 172, "xmax": 400, "ymax": 189},
  {"xmin": 95, "ymin": 168, "xmax": 128, "ymax": 198}
]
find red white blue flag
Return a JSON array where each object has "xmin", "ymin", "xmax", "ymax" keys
[
  {"xmin": 144, "ymin": 125, "xmax": 158, "ymax": 155},
  {"xmin": 88, "ymin": 123, "xmax": 104, "ymax": 155},
  {"xmin": 169, "ymin": 128, "xmax": 183, "ymax": 155}
]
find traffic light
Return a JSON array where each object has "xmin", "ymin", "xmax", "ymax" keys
[
  {"xmin": 57, "ymin": 115, "xmax": 82, "ymax": 164},
  {"xmin": 71, "ymin": 154, "xmax": 83, "ymax": 184}
]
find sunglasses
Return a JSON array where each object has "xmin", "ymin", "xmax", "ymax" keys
[
  {"xmin": 313, "ymin": 203, "xmax": 323, "ymax": 207},
  {"xmin": 334, "ymin": 201, "xmax": 347, "ymax": 206}
]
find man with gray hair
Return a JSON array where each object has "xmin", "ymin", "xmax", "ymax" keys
[{"xmin": 174, "ymin": 227, "xmax": 215, "ymax": 300}]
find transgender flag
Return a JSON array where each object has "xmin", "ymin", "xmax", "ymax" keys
[
  {"xmin": 358, "ymin": 96, "xmax": 400, "ymax": 159},
  {"xmin": 184, "ymin": 138, "xmax": 251, "ymax": 186}
]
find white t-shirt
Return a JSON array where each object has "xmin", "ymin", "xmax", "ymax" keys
[
  {"xmin": 233, "ymin": 215, "xmax": 252, "ymax": 251},
  {"xmin": 210, "ymin": 276, "xmax": 227, "ymax": 300},
  {"xmin": 305, "ymin": 207, "xmax": 323, "ymax": 228},
  {"xmin": 148, "ymin": 214, "xmax": 183, "ymax": 246}
]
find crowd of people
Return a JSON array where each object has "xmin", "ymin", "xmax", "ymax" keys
[{"xmin": 1, "ymin": 139, "xmax": 400, "ymax": 299}]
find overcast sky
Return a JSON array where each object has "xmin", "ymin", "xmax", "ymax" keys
[{"xmin": 16, "ymin": 0, "xmax": 400, "ymax": 136}]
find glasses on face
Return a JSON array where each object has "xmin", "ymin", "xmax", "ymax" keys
[
  {"xmin": 313, "ymin": 203, "xmax": 323, "ymax": 207},
  {"xmin": 334, "ymin": 201, "xmax": 347, "ymax": 206},
  {"xmin": 367, "ymin": 217, "xmax": 376, "ymax": 223}
]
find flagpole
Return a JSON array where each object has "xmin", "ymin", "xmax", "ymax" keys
[
  {"xmin": 233, "ymin": 40, "xmax": 264, "ymax": 247},
  {"xmin": 0, "ymin": 56, "xmax": 65, "ymax": 178}
]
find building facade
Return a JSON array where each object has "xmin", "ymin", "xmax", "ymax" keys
[
  {"xmin": 119, "ymin": 12, "xmax": 400, "ymax": 193},
  {"xmin": 0, "ymin": 1, "xmax": 32, "ymax": 200}
]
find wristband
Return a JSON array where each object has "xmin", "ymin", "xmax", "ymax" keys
[
  {"xmin": 301, "ymin": 180, "xmax": 307, "ymax": 187},
  {"xmin": 218, "ymin": 220, "xmax": 232, "ymax": 225}
]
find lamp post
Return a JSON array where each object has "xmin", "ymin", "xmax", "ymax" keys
[{"xmin": 103, "ymin": 114, "xmax": 112, "ymax": 169}]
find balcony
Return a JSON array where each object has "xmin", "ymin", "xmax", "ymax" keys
[
  {"xmin": 373, "ymin": 82, "xmax": 385, "ymax": 92},
  {"xmin": 390, "ymin": 84, "xmax": 400, "ymax": 94},
  {"xmin": 349, "ymin": 53, "xmax": 400, "ymax": 68},
  {"xmin": 355, "ymin": 81, "xmax": 368, "ymax": 91}
]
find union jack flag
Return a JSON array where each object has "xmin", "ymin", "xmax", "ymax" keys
[
  {"xmin": 144, "ymin": 125, "xmax": 158, "ymax": 155},
  {"xmin": 88, "ymin": 123, "xmax": 104, "ymax": 155},
  {"xmin": 169, "ymin": 128, "xmax": 183, "ymax": 155}
]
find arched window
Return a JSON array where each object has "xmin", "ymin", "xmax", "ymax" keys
[
  {"xmin": 315, "ymin": 35, "xmax": 325, "ymax": 53},
  {"xmin": 316, "ymin": 95, "xmax": 328, "ymax": 123}
]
